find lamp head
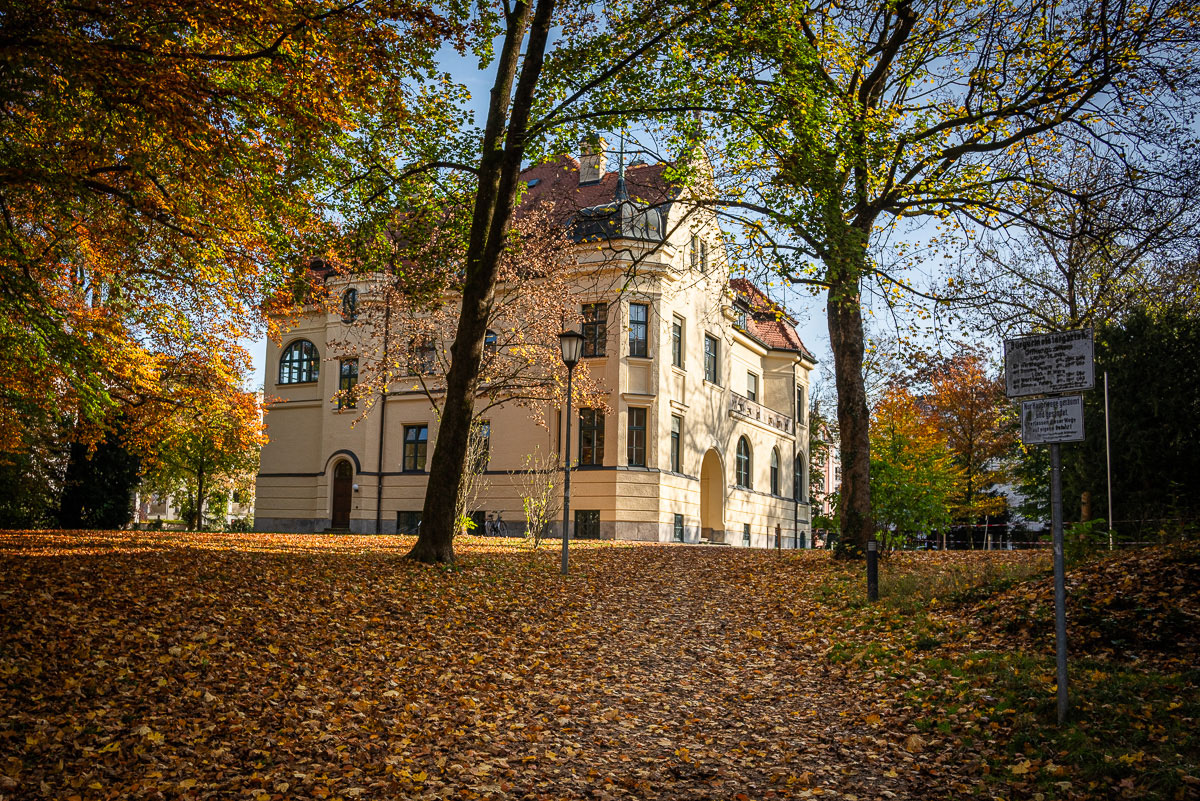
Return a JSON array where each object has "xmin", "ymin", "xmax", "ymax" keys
[{"xmin": 558, "ymin": 330, "xmax": 585, "ymax": 368}]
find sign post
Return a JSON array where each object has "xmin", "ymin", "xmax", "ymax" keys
[
  {"xmin": 1005, "ymin": 329, "xmax": 1094, "ymax": 726},
  {"xmin": 1050, "ymin": 442, "xmax": 1068, "ymax": 725}
]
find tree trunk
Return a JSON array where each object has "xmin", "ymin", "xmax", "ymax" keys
[
  {"xmin": 827, "ymin": 270, "xmax": 873, "ymax": 558},
  {"xmin": 193, "ymin": 469, "xmax": 206, "ymax": 531},
  {"xmin": 408, "ymin": 0, "xmax": 556, "ymax": 564}
]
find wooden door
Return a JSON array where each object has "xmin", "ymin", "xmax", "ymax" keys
[{"xmin": 332, "ymin": 461, "xmax": 353, "ymax": 529}]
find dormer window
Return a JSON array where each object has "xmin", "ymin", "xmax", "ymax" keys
[{"xmin": 735, "ymin": 305, "xmax": 748, "ymax": 330}]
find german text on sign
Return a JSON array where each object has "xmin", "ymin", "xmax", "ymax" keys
[
  {"xmin": 1021, "ymin": 395, "xmax": 1086, "ymax": 444},
  {"xmin": 1004, "ymin": 329, "xmax": 1094, "ymax": 398}
]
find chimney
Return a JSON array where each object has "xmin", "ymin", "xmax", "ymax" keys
[{"xmin": 579, "ymin": 138, "xmax": 607, "ymax": 184}]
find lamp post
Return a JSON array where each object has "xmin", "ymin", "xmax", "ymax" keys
[{"xmin": 558, "ymin": 329, "xmax": 585, "ymax": 575}]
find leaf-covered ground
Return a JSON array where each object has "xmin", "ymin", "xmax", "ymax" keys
[{"xmin": 1, "ymin": 532, "xmax": 1196, "ymax": 800}]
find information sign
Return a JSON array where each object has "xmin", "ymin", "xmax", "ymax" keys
[
  {"xmin": 1021, "ymin": 395, "xmax": 1086, "ymax": 444},
  {"xmin": 1004, "ymin": 329, "xmax": 1094, "ymax": 398}
]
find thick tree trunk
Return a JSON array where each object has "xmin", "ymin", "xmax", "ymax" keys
[
  {"xmin": 408, "ymin": 0, "xmax": 556, "ymax": 564},
  {"xmin": 827, "ymin": 271, "xmax": 873, "ymax": 558}
]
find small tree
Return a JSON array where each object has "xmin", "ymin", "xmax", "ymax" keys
[
  {"xmin": 514, "ymin": 445, "xmax": 562, "ymax": 548},
  {"xmin": 922, "ymin": 348, "xmax": 1015, "ymax": 527},
  {"xmin": 454, "ymin": 417, "xmax": 492, "ymax": 535},
  {"xmin": 870, "ymin": 387, "xmax": 960, "ymax": 550},
  {"xmin": 143, "ymin": 388, "xmax": 264, "ymax": 531}
]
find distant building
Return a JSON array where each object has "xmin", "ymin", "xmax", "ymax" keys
[
  {"xmin": 134, "ymin": 489, "xmax": 254, "ymax": 530},
  {"xmin": 255, "ymin": 148, "xmax": 817, "ymax": 546},
  {"xmin": 811, "ymin": 418, "xmax": 840, "ymax": 519}
]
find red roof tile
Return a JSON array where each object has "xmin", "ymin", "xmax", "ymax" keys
[
  {"xmin": 730, "ymin": 278, "xmax": 815, "ymax": 360},
  {"xmin": 518, "ymin": 155, "xmax": 677, "ymax": 219}
]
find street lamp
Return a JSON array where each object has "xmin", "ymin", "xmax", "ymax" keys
[{"xmin": 558, "ymin": 329, "xmax": 585, "ymax": 575}]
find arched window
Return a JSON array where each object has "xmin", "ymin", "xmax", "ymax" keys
[
  {"xmin": 796, "ymin": 455, "xmax": 807, "ymax": 502},
  {"xmin": 341, "ymin": 288, "xmax": 359, "ymax": 322},
  {"xmin": 770, "ymin": 448, "xmax": 780, "ymax": 495},
  {"xmin": 735, "ymin": 436, "xmax": 752, "ymax": 488},
  {"xmin": 279, "ymin": 340, "xmax": 319, "ymax": 384}
]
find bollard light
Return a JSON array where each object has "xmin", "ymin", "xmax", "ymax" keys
[{"xmin": 866, "ymin": 539, "xmax": 879, "ymax": 601}]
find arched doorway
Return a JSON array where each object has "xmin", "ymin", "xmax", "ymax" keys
[
  {"xmin": 331, "ymin": 460, "xmax": 353, "ymax": 529},
  {"xmin": 699, "ymin": 448, "xmax": 725, "ymax": 543}
]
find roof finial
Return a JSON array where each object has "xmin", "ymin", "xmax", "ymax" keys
[{"xmin": 614, "ymin": 132, "xmax": 629, "ymax": 202}]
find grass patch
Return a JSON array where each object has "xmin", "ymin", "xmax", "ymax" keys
[
  {"xmin": 878, "ymin": 551, "xmax": 1051, "ymax": 613},
  {"xmin": 911, "ymin": 650, "xmax": 1200, "ymax": 800}
]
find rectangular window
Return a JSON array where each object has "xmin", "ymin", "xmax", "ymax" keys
[
  {"xmin": 627, "ymin": 407, "xmax": 647, "ymax": 466},
  {"xmin": 629, "ymin": 302, "xmax": 649, "ymax": 357},
  {"xmin": 690, "ymin": 235, "xmax": 708, "ymax": 272},
  {"xmin": 797, "ymin": 385, "xmax": 807, "ymax": 424},
  {"xmin": 671, "ymin": 316, "xmax": 684, "ymax": 368},
  {"xmin": 704, "ymin": 334, "xmax": 719, "ymax": 383},
  {"xmin": 338, "ymin": 359, "xmax": 358, "ymax": 410},
  {"xmin": 747, "ymin": 372, "xmax": 758, "ymax": 403},
  {"xmin": 396, "ymin": 511, "xmax": 422, "ymax": 535},
  {"xmin": 582, "ymin": 302, "xmax": 607, "ymax": 357},
  {"xmin": 403, "ymin": 424, "xmax": 428, "ymax": 472},
  {"xmin": 575, "ymin": 509, "xmax": 601, "ymax": 540},
  {"xmin": 743, "ymin": 523, "xmax": 751, "ymax": 547},
  {"xmin": 670, "ymin": 415, "xmax": 681, "ymax": 473},
  {"xmin": 673, "ymin": 513, "xmax": 685, "ymax": 543},
  {"xmin": 579, "ymin": 408, "xmax": 605, "ymax": 465},
  {"xmin": 407, "ymin": 339, "xmax": 436, "ymax": 376}
]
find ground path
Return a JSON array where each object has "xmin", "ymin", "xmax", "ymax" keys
[{"xmin": 0, "ymin": 532, "xmax": 950, "ymax": 800}]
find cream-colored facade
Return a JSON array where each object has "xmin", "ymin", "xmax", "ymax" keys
[{"xmin": 255, "ymin": 152, "xmax": 816, "ymax": 546}]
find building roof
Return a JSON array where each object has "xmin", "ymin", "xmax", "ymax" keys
[
  {"xmin": 519, "ymin": 155, "xmax": 677, "ymax": 215},
  {"xmin": 730, "ymin": 278, "xmax": 816, "ymax": 361}
]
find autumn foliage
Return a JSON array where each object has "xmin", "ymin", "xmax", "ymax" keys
[
  {"xmin": 869, "ymin": 387, "xmax": 960, "ymax": 546},
  {"xmin": 0, "ymin": 0, "xmax": 462, "ymax": 448}
]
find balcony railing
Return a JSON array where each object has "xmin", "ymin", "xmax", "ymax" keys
[{"xmin": 729, "ymin": 391, "xmax": 794, "ymax": 434}]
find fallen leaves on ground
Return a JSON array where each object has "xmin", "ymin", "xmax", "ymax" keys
[
  {"xmin": 975, "ymin": 545, "xmax": 1200, "ymax": 670},
  {"xmin": 0, "ymin": 532, "xmax": 1196, "ymax": 801},
  {"xmin": 0, "ymin": 532, "xmax": 943, "ymax": 800}
]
